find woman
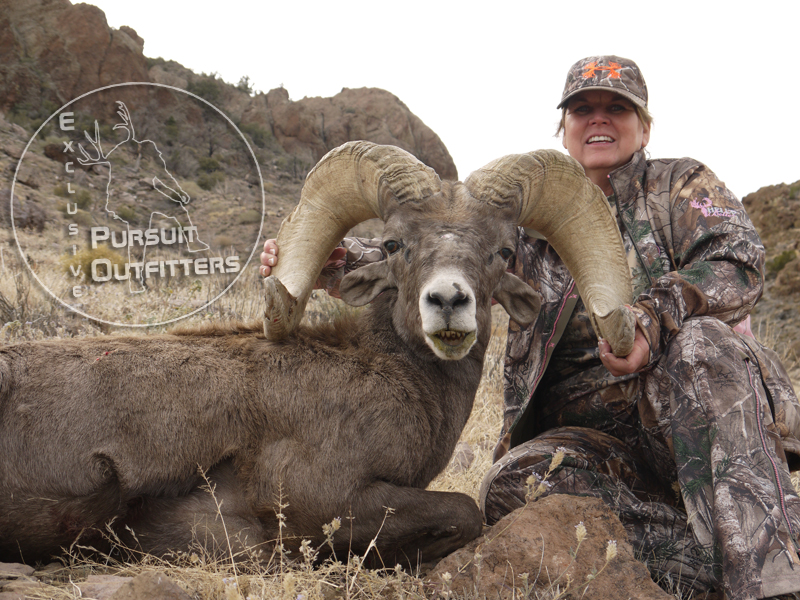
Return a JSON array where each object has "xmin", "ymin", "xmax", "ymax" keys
[{"xmin": 261, "ymin": 56, "xmax": 800, "ymax": 599}]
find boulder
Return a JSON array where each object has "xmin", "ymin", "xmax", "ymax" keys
[{"xmin": 429, "ymin": 494, "xmax": 670, "ymax": 600}]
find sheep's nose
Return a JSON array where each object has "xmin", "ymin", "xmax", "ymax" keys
[{"xmin": 427, "ymin": 288, "xmax": 468, "ymax": 316}]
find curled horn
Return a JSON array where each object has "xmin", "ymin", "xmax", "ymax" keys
[
  {"xmin": 264, "ymin": 141, "xmax": 441, "ymax": 341},
  {"xmin": 465, "ymin": 150, "xmax": 635, "ymax": 356}
]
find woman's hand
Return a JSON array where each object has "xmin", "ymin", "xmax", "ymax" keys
[
  {"xmin": 259, "ymin": 239, "xmax": 279, "ymax": 277},
  {"xmin": 259, "ymin": 239, "xmax": 347, "ymax": 280},
  {"xmin": 599, "ymin": 325, "xmax": 650, "ymax": 377},
  {"xmin": 733, "ymin": 314, "xmax": 755, "ymax": 338}
]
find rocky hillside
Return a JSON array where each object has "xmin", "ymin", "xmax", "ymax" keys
[
  {"xmin": 0, "ymin": 0, "xmax": 460, "ymax": 303},
  {"xmin": 743, "ymin": 181, "xmax": 800, "ymax": 370},
  {"xmin": 0, "ymin": 0, "xmax": 456, "ymax": 182}
]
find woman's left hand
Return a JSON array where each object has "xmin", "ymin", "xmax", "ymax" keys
[{"xmin": 599, "ymin": 326, "xmax": 650, "ymax": 376}]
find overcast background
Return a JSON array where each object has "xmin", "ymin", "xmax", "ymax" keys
[{"xmin": 89, "ymin": 0, "xmax": 798, "ymax": 198}]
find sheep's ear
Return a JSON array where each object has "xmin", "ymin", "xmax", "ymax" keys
[
  {"xmin": 493, "ymin": 272, "xmax": 542, "ymax": 326},
  {"xmin": 339, "ymin": 261, "xmax": 394, "ymax": 306}
]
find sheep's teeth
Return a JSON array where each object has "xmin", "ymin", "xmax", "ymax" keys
[{"xmin": 436, "ymin": 330, "xmax": 467, "ymax": 345}]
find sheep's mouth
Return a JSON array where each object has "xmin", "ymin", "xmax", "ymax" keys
[{"xmin": 428, "ymin": 329, "xmax": 476, "ymax": 357}]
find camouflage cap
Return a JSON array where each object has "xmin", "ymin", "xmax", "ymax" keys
[{"xmin": 557, "ymin": 55, "xmax": 648, "ymax": 109}]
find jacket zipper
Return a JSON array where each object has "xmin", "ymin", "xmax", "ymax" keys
[{"xmin": 745, "ymin": 357, "xmax": 800, "ymax": 557}]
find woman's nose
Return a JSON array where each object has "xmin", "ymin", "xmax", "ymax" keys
[{"xmin": 590, "ymin": 111, "xmax": 610, "ymax": 125}]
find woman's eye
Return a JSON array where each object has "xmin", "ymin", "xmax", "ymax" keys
[
  {"xmin": 384, "ymin": 240, "xmax": 401, "ymax": 254},
  {"xmin": 499, "ymin": 247, "xmax": 514, "ymax": 260}
]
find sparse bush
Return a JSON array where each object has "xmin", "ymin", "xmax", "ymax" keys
[
  {"xmin": 767, "ymin": 250, "xmax": 798, "ymax": 276},
  {"xmin": 213, "ymin": 234, "xmax": 236, "ymax": 250},
  {"xmin": 164, "ymin": 115, "xmax": 179, "ymax": 140},
  {"xmin": 72, "ymin": 209, "xmax": 94, "ymax": 228},
  {"xmin": 6, "ymin": 100, "xmax": 58, "ymax": 135},
  {"xmin": 146, "ymin": 56, "xmax": 167, "ymax": 69},
  {"xmin": 236, "ymin": 209, "xmax": 261, "ymax": 225},
  {"xmin": 197, "ymin": 171, "xmax": 225, "ymax": 191},
  {"xmin": 180, "ymin": 180, "xmax": 204, "ymax": 199},
  {"xmin": 239, "ymin": 122, "xmax": 273, "ymax": 149},
  {"xmin": 58, "ymin": 244, "xmax": 126, "ymax": 284},
  {"xmin": 54, "ymin": 184, "xmax": 92, "ymax": 209},
  {"xmin": 236, "ymin": 75, "xmax": 254, "ymax": 94},
  {"xmin": 198, "ymin": 156, "xmax": 221, "ymax": 173},
  {"xmin": 187, "ymin": 74, "xmax": 221, "ymax": 104},
  {"xmin": 115, "ymin": 205, "xmax": 137, "ymax": 222}
]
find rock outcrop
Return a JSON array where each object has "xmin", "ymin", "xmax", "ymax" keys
[
  {"xmin": 0, "ymin": 0, "xmax": 149, "ymax": 115},
  {"xmin": 242, "ymin": 86, "xmax": 457, "ymax": 180}
]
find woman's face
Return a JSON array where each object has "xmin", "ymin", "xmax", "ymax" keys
[{"xmin": 562, "ymin": 90, "xmax": 650, "ymax": 194}]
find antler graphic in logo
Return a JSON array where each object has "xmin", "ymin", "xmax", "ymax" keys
[{"xmin": 78, "ymin": 101, "xmax": 209, "ymax": 293}]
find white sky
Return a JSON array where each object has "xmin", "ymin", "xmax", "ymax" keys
[{"xmin": 89, "ymin": 0, "xmax": 798, "ymax": 198}]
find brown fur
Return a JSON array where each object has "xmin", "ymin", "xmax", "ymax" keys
[
  {"xmin": 0, "ymin": 291, "xmax": 489, "ymax": 568},
  {"xmin": 0, "ymin": 178, "xmax": 546, "ymax": 567}
]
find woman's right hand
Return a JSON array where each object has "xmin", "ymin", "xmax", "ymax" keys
[
  {"xmin": 259, "ymin": 239, "xmax": 279, "ymax": 277},
  {"xmin": 259, "ymin": 239, "xmax": 348, "ymax": 281}
]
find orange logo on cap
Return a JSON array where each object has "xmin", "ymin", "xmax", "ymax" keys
[{"xmin": 582, "ymin": 62, "xmax": 623, "ymax": 79}]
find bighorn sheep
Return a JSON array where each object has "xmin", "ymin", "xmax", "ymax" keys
[{"xmin": 0, "ymin": 141, "xmax": 635, "ymax": 566}]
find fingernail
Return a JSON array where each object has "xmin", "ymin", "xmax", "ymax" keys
[{"xmin": 268, "ymin": 257, "xmax": 275, "ymax": 265}]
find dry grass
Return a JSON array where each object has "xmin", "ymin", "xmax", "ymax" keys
[{"xmin": 1, "ymin": 243, "xmax": 799, "ymax": 599}]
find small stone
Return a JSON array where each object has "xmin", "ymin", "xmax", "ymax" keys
[
  {"xmin": 0, "ymin": 563, "xmax": 34, "ymax": 579},
  {"xmin": 0, "ymin": 580, "xmax": 46, "ymax": 600},
  {"xmin": 110, "ymin": 571, "xmax": 192, "ymax": 600},
  {"xmin": 77, "ymin": 574, "xmax": 133, "ymax": 600}
]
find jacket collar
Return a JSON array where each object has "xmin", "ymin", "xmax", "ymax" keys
[{"xmin": 608, "ymin": 149, "xmax": 648, "ymax": 209}]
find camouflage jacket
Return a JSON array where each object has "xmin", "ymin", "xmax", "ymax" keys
[{"xmin": 498, "ymin": 149, "xmax": 769, "ymax": 458}]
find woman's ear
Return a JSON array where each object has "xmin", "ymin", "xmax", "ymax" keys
[{"xmin": 641, "ymin": 123, "xmax": 651, "ymax": 149}]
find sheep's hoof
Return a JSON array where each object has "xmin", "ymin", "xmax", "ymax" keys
[{"xmin": 263, "ymin": 276, "xmax": 298, "ymax": 341}]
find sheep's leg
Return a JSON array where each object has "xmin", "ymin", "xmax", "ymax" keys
[
  {"xmin": 327, "ymin": 484, "xmax": 483, "ymax": 567},
  {"xmin": 119, "ymin": 464, "xmax": 273, "ymax": 561}
]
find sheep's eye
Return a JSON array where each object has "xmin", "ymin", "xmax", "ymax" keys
[
  {"xmin": 499, "ymin": 247, "xmax": 514, "ymax": 260},
  {"xmin": 384, "ymin": 240, "xmax": 401, "ymax": 255}
]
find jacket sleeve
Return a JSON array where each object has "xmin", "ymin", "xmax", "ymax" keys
[
  {"xmin": 316, "ymin": 237, "xmax": 385, "ymax": 298},
  {"xmin": 632, "ymin": 164, "xmax": 765, "ymax": 365}
]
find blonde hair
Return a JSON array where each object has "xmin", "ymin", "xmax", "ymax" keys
[{"xmin": 555, "ymin": 104, "xmax": 653, "ymax": 137}]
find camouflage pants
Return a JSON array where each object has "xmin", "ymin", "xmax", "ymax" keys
[{"xmin": 481, "ymin": 317, "xmax": 800, "ymax": 600}]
